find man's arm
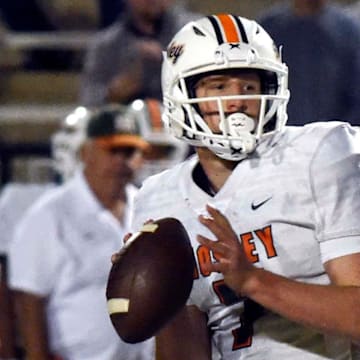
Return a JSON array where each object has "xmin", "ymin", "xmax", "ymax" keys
[
  {"xmin": 0, "ymin": 254, "xmax": 17, "ymax": 359},
  {"xmin": 14, "ymin": 291, "xmax": 53, "ymax": 360},
  {"xmin": 156, "ymin": 305, "xmax": 212, "ymax": 360},
  {"xmin": 242, "ymin": 253, "xmax": 360, "ymax": 340}
]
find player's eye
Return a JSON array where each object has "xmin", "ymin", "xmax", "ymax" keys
[
  {"xmin": 243, "ymin": 83, "xmax": 257, "ymax": 93},
  {"xmin": 207, "ymin": 81, "xmax": 226, "ymax": 90}
]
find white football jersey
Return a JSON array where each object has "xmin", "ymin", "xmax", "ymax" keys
[{"xmin": 131, "ymin": 122, "xmax": 360, "ymax": 359}]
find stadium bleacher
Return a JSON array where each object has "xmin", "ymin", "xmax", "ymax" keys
[{"xmin": 0, "ymin": 30, "xmax": 92, "ymax": 184}]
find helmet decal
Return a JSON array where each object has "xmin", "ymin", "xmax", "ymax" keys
[
  {"xmin": 167, "ymin": 42, "xmax": 184, "ymax": 64},
  {"xmin": 207, "ymin": 14, "xmax": 249, "ymax": 44}
]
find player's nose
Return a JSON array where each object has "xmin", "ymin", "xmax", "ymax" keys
[
  {"xmin": 224, "ymin": 97, "xmax": 248, "ymax": 113},
  {"xmin": 223, "ymin": 82, "xmax": 248, "ymax": 112}
]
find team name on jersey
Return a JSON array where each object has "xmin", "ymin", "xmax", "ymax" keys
[{"xmin": 194, "ymin": 225, "xmax": 276, "ymax": 279}]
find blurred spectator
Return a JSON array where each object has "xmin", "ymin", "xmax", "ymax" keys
[
  {"xmin": 0, "ymin": 107, "xmax": 90, "ymax": 359},
  {"xmin": 346, "ymin": 0, "xmax": 360, "ymax": 21},
  {"xmin": 258, "ymin": 0, "xmax": 360, "ymax": 126},
  {"xmin": 98, "ymin": 0, "xmax": 125, "ymax": 28},
  {"xmin": 0, "ymin": 182, "xmax": 55, "ymax": 359},
  {"xmin": 37, "ymin": 0, "xmax": 99, "ymax": 30},
  {"xmin": 8, "ymin": 105, "xmax": 154, "ymax": 360},
  {"xmin": 80, "ymin": 0, "xmax": 201, "ymax": 107},
  {"xmin": 126, "ymin": 97, "xmax": 190, "ymax": 185}
]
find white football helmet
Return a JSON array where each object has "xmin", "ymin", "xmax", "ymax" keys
[
  {"xmin": 51, "ymin": 106, "xmax": 91, "ymax": 181},
  {"xmin": 127, "ymin": 98, "xmax": 189, "ymax": 184},
  {"xmin": 162, "ymin": 14, "xmax": 290, "ymax": 161}
]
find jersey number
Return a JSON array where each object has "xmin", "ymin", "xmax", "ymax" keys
[{"xmin": 213, "ymin": 280, "xmax": 253, "ymax": 350}]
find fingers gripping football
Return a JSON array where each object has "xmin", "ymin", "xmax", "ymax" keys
[
  {"xmin": 106, "ymin": 218, "xmax": 195, "ymax": 343},
  {"xmin": 197, "ymin": 204, "xmax": 254, "ymax": 295}
]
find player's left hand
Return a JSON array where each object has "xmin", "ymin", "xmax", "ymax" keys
[{"xmin": 197, "ymin": 204, "xmax": 255, "ymax": 296}]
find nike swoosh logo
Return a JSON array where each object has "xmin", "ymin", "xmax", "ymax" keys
[{"xmin": 251, "ymin": 196, "xmax": 272, "ymax": 210}]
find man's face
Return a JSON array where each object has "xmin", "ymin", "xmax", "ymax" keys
[
  {"xmin": 83, "ymin": 141, "xmax": 144, "ymax": 188},
  {"xmin": 194, "ymin": 71, "xmax": 262, "ymax": 133}
]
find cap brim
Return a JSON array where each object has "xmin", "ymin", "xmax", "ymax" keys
[{"xmin": 95, "ymin": 135, "xmax": 150, "ymax": 151}]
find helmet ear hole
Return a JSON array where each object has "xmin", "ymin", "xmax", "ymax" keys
[{"xmin": 259, "ymin": 70, "xmax": 278, "ymax": 95}]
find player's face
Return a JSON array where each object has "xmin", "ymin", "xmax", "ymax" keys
[{"xmin": 194, "ymin": 71, "xmax": 261, "ymax": 132}]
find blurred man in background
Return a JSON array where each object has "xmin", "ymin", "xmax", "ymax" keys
[
  {"xmin": 80, "ymin": 0, "xmax": 200, "ymax": 106},
  {"xmin": 0, "ymin": 106, "xmax": 90, "ymax": 359},
  {"xmin": 8, "ymin": 105, "xmax": 155, "ymax": 360},
  {"xmin": 258, "ymin": 0, "xmax": 360, "ymax": 126}
]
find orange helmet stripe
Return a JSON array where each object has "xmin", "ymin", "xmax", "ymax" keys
[
  {"xmin": 207, "ymin": 14, "xmax": 248, "ymax": 45},
  {"xmin": 216, "ymin": 14, "xmax": 241, "ymax": 43}
]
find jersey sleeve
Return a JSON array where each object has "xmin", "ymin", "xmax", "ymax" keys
[
  {"xmin": 8, "ymin": 202, "xmax": 64, "ymax": 296},
  {"xmin": 310, "ymin": 123, "xmax": 360, "ymax": 263}
]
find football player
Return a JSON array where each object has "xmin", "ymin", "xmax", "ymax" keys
[
  {"xmin": 128, "ymin": 14, "xmax": 360, "ymax": 359},
  {"xmin": 51, "ymin": 106, "xmax": 92, "ymax": 182},
  {"xmin": 126, "ymin": 98, "xmax": 189, "ymax": 185}
]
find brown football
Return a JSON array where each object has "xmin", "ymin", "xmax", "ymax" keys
[{"xmin": 106, "ymin": 217, "xmax": 195, "ymax": 343}]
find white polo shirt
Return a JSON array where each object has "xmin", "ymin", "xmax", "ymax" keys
[
  {"xmin": 0, "ymin": 182, "xmax": 55, "ymax": 254},
  {"xmin": 9, "ymin": 171, "xmax": 154, "ymax": 360}
]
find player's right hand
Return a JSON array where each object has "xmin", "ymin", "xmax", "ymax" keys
[{"xmin": 111, "ymin": 233, "xmax": 133, "ymax": 264}]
